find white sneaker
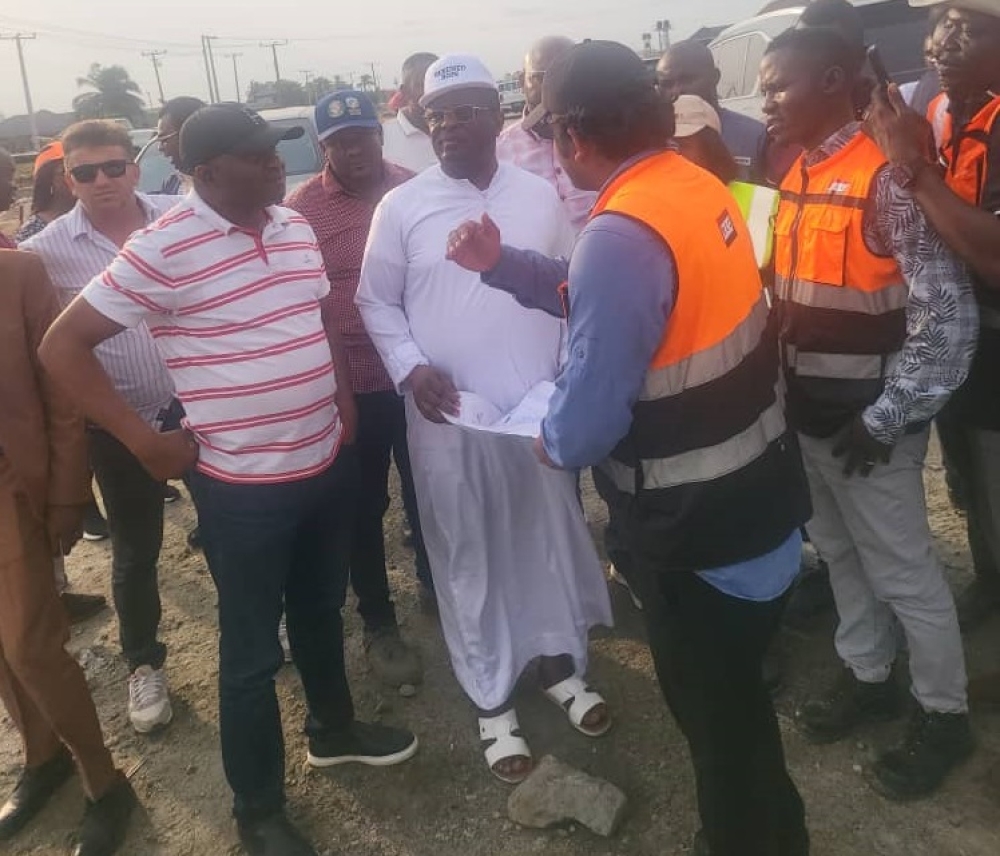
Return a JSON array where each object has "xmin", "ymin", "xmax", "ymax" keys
[
  {"xmin": 278, "ymin": 616, "xmax": 292, "ymax": 663},
  {"xmin": 128, "ymin": 665, "xmax": 173, "ymax": 733}
]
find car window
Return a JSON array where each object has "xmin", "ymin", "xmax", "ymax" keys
[
  {"xmin": 713, "ymin": 37, "xmax": 751, "ymax": 100},
  {"xmin": 742, "ymin": 34, "xmax": 768, "ymax": 97}
]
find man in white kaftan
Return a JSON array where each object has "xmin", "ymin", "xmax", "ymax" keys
[{"xmin": 356, "ymin": 54, "xmax": 611, "ymax": 783}]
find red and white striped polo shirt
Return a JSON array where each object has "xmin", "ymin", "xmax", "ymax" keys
[{"xmin": 81, "ymin": 192, "xmax": 342, "ymax": 484}]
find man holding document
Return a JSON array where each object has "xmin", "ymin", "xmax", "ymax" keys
[{"xmin": 356, "ymin": 54, "xmax": 612, "ymax": 786}]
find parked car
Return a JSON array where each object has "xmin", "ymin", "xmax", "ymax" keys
[
  {"xmin": 135, "ymin": 106, "xmax": 323, "ymax": 196},
  {"xmin": 498, "ymin": 78, "xmax": 526, "ymax": 116},
  {"xmin": 709, "ymin": 0, "xmax": 928, "ymax": 120}
]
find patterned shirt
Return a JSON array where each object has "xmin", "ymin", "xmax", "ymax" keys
[
  {"xmin": 14, "ymin": 213, "xmax": 48, "ymax": 244},
  {"xmin": 21, "ymin": 195, "xmax": 178, "ymax": 425},
  {"xmin": 80, "ymin": 192, "xmax": 342, "ymax": 484},
  {"xmin": 497, "ymin": 119, "xmax": 596, "ymax": 233},
  {"xmin": 285, "ymin": 161, "xmax": 414, "ymax": 394},
  {"xmin": 803, "ymin": 123, "xmax": 978, "ymax": 445}
]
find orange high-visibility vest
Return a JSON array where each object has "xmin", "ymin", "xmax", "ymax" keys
[
  {"xmin": 773, "ymin": 131, "xmax": 908, "ymax": 437},
  {"xmin": 590, "ymin": 151, "xmax": 809, "ymax": 571},
  {"xmin": 928, "ymin": 92, "xmax": 1000, "ymax": 207}
]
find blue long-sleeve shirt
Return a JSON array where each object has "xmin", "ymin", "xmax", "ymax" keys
[{"xmin": 483, "ymin": 207, "xmax": 800, "ymax": 599}]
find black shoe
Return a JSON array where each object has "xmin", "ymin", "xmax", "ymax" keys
[
  {"xmin": 869, "ymin": 708, "xmax": 974, "ymax": 801},
  {"xmin": 238, "ymin": 812, "xmax": 318, "ymax": 856},
  {"xmin": 162, "ymin": 483, "xmax": 182, "ymax": 504},
  {"xmin": 82, "ymin": 505, "xmax": 109, "ymax": 542},
  {"xmin": 307, "ymin": 720, "xmax": 418, "ymax": 769},
  {"xmin": 61, "ymin": 592, "xmax": 108, "ymax": 625},
  {"xmin": 0, "ymin": 747, "xmax": 74, "ymax": 840},
  {"xmin": 956, "ymin": 578, "xmax": 1000, "ymax": 632},
  {"xmin": 186, "ymin": 526, "xmax": 202, "ymax": 551},
  {"xmin": 798, "ymin": 669, "xmax": 902, "ymax": 744},
  {"xmin": 70, "ymin": 775, "xmax": 136, "ymax": 856}
]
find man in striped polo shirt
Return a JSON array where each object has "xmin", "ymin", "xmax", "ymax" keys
[{"xmin": 41, "ymin": 103, "xmax": 418, "ymax": 856}]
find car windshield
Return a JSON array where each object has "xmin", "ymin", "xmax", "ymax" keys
[{"xmin": 136, "ymin": 117, "xmax": 320, "ymax": 194}]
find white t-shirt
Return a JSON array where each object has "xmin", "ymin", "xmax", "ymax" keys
[{"xmin": 381, "ymin": 111, "xmax": 437, "ymax": 173}]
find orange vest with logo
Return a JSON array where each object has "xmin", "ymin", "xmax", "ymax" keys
[
  {"xmin": 928, "ymin": 92, "xmax": 1000, "ymax": 207},
  {"xmin": 590, "ymin": 151, "xmax": 809, "ymax": 571},
  {"xmin": 773, "ymin": 131, "xmax": 908, "ymax": 437}
]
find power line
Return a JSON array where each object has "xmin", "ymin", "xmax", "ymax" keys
[
  {"xmin": 0, "ymin": 32, "xmax": 40, "ymax": 149},
  {"xmin": 141, "ymin": 49, "xmax": 167, "ymax": 104}
]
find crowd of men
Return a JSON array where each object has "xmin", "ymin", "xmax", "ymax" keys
[{"xmin": 0, "ymin": 0, "xmax": 998, "ymax": 854}]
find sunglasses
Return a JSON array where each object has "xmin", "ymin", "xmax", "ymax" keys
[
  {"xmin": 69, "ymin": 159, "xmax": 131, "ymax": 183},
  {"xmin": 425, "ymin": 105, "xmax": 492, "ymax": 129}
]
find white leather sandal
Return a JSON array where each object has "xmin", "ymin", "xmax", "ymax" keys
[
  {"xmin": 478, "ymin": 708, "xmax": 533, "ymax": 784},
  {"xmin": 543, "ymin": 675, "xmax": 612, "ymax": 737}
]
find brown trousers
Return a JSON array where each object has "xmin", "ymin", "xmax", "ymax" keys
[{"xmin": 0, "ymin": 456, "xmax": 117, "ymax": 798}]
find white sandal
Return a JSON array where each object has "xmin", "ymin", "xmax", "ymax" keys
[
  {"xmin": 479, "ymin": 708, "xmax": 533, "ymax": 784},
  {"xmin": 543, "ymin": 675, "xmax": 612, "ymax": 738}
]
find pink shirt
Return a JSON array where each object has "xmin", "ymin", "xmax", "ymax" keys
[
  {"xmin": 81, "ymin": 192, "xmax": 342, "ymax": 485},
  {"xmin": 496, "ymin": 120, "xmax": 596, "ymax": 233}
]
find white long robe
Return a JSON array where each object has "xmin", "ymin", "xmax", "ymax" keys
[{"xmin": 357, "ymin": 162, "xmax": 612, "ymax": 710}]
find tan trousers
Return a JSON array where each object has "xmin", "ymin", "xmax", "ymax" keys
[{"xmin": 0, "ymin": 456, "xmax": 117, "ymax": 798}]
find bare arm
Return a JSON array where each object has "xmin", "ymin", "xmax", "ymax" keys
[{"xmin": 320, "ymin": 300, "xmax": 358, "ymax": 444}]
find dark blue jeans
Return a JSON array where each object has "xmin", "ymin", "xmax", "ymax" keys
[{"xmin": 188, "ymin": 450, "xmax": 358, "ymax": 822}]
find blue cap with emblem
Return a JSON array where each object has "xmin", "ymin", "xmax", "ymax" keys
[{"xmin": 314, "ymin": 90, "xmax": 381, "ymax": 142}]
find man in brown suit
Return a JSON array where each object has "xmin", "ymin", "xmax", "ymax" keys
[{"xmin": 0, "ymin": 249, "xmax": 135, "ymax": 855}]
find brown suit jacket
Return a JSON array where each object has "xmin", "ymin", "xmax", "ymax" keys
[{"xmin": 0, "ymin": 249, "xmax": 89, "ymax": 519}]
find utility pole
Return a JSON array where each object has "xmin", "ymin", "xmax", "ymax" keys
[
  {"xmin": 226, "ymin": 53, "xmax": 243, "ymax": 103},
  {"xmin": 261, "ymin": 40, "xmax": 287, "ymax": 83},
  {"xmin": 205, "ymin": 36, "xmax": 222, "ymax": 103},
  {"xmin": 369, "ymin": 62, "xmax": 380, "ymax": 95},
  {"xmin": 142, "ymin": 49, "xmax": 167, "ymax": 103},
  {"xmin": 200, "ymin": 36, "xmax": 215, "ymax": 102},
  {"xmin": 1, "ymin": 32, "xmax": 40, "ymax": 150}
]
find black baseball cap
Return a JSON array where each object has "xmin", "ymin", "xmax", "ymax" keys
[
  {"xmin": 542, "ymin": 40, "xmax": 655, "ymax": 117},
  {"xmin": 180, "ymin": 103, "xmax": 304, "ymax": 171}
]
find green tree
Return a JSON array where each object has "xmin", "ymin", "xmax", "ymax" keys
[
  {"xmin": 73, "ymin": 64, "xmax": 146, "ymax": 127},
  {"xmin": 357, "ymin": 73, "xmax": 375, "ymax": 93},
  {"xmin": 306, "ymin": 76, "xmax": 336, "ymax": 104}
]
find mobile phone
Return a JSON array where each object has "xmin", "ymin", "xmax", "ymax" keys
[{"xmin": 866, "ymin": 44, "xmax": 892, "ymax": 89}]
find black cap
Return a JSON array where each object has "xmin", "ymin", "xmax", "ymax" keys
[
  {"xmin": 180, "ymin": 103, "xmax": 305, "ymax": 172},
  {"xmin": 542, "ymin": 40, "xmax": 655, "ymax": 117}
]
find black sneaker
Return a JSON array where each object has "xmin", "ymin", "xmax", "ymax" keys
[
  {"xmin": 0, "ymin": 747, "xmax": 74, "ymax": 840},
  {"xmin": 869, "ymin": 708, "xmax": 974, "ymax": 801},
  {"xmin": 70, "ymin": 775, "xmax": 136, "ymax": 856},
  {"xmin": 307, "ymin": 721, "xmax": 418, "ymax": 769},
  {"xmin": 237, "ymin": 812, "xmax": 318, "ymax": 856},
  {"xmin": 162, "ymin": 483, "xmax": 182, "ymax": 504},
  {"xmin": 798, "ymin": 668, "xmax": 902, "ymax": 744},
  {"xmin": 82, "ymin": 504, "xmax": 109, "ymax": 542}
]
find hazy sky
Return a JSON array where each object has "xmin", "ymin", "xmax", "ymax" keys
[{"xmin": 0, "ymin": 1, "xmax": 763, "ymax": 120}]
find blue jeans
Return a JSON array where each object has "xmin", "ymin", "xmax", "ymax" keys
[{"xmin": 188, "ymin": 450, "xmax": 358, "ymax": 822}]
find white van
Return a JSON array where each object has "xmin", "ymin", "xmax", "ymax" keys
[{"xmin": 498, "ymin": 78, "xmax": 526, "ymax": 116}]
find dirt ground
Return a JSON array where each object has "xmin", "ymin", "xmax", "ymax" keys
[{"xmin": 1, "ymin": 442, "xmax": 998, "ymax": 856}]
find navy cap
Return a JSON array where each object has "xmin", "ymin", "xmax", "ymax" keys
[
  {"xmin": 180, "ymin": 103, "xmax": 304, "ymax": 171},
  {"xmin": 314, "ymin": 90, "xmax": 381, "ymax": 142}
]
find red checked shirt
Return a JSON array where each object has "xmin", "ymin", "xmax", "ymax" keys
[{"xmin": 285, "ymin": 161, "xmax": 414, "ymax": 394}]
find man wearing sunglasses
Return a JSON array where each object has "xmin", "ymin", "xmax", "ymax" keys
[
  {"xmin": 497, "ymin": 36, "xmax": 597, "ymax": 233},
  {"xmin": 21, "ymin": 120, "xmax": 178, "ymax": 740},
  {"xmin": 357, "ymin": 54, "xmax": 611, "ymax": 786},
  {"xmin": 41, "ymin": 102, "xmax": 418, "ymax": 856}
]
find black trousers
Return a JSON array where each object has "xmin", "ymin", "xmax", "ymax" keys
[
  {"xmin": 350, "ymin": 391, "xmax": 432, "ymax": 630},
  {"xmin": 189, "ymin": 452, "xmax": 357, "ymax": 822},
  {"xmin": 89, "ymin": 427, "xmax": 166, "ymax": 672},
  {"xmin": 635, "ymin": 563, "xmax": 808, "ymax": 856}
]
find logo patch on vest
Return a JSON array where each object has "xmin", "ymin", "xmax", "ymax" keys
[
  {"xmin": 826, "ymin": 180, "xmax": 851, "ymax": 194},
  {"xmin": 717, "ymin": 210, "xmax": 737, "ymax": 247}
]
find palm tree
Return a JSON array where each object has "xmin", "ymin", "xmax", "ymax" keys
[
  {"xmin": 357, "ymin": 73, "xmax": 375, "ymax": 93},
  {"xmin": 73, "ymin": 64, "xmax": 146, "ymax": 127}
]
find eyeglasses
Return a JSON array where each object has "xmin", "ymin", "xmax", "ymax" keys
[
  {"xmin": 69, "ymin": 160, "xmax": 131, "ymax": 183},
  {"xmin": 425, "ymin": 105, "xmax": 492, "ymax": 129},
  {"xmin": 157, "ymin": 131, "xmax": 179, "ymax": 144}
]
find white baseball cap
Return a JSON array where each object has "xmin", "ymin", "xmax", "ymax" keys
[
  {"xmin": 672, "ymin": 95, "xmax": 722, "ymax": 139},
  {"xmin": 909, "ymin": 0, "xmax": 1000, "ymax": 17},
  {"xmin": 420, "ymin": 54, "xmax": 498, "ymax": 108}
]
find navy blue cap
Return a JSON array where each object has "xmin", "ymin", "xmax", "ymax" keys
[{"xmin": 314, "ymin": 90, "xmax": 381, "ymax": 142}]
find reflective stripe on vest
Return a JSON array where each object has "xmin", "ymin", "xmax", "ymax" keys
[
  {"xmin": 729, "ymin": 181, "xmax": 779, "ymax": 268},
  {"xmin": 928, "ymin": 92, "xmax": 1000, "ymax": 207},
  {"xmin": 591, "ymin": 150, "xmax": 783, "ymax": 490},
  {"xmin": 773, "ymin": 132, "xmax": 907, "ymax": 398}
]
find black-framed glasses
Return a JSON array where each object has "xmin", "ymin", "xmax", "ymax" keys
[
  {"xmin": 69, "ymin": 159, "xmax": 131, "ymax": 183},
  {"xmin": 425, "ymin": 105, "xmax": 491, "ymax": 129}
]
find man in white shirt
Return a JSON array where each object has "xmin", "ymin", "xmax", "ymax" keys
[
  {"xmin": 357, "ymin": 54, "xmax": 612, "ymax": 786},
  {"xmin": 381, "ymin": 53, "xmax": 438, "ymax": 172},
  {"xmin": 497, "ymin": 36, "xmax": 596, "ymax": 232},
  {"xmin": 21, "ymin": 120, "xmax": 177, "ymax": 737}
]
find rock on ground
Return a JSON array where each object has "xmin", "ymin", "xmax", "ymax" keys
[{"xmin": 507, "ymin": 755, "xmax": 627, "ymax": 837}]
